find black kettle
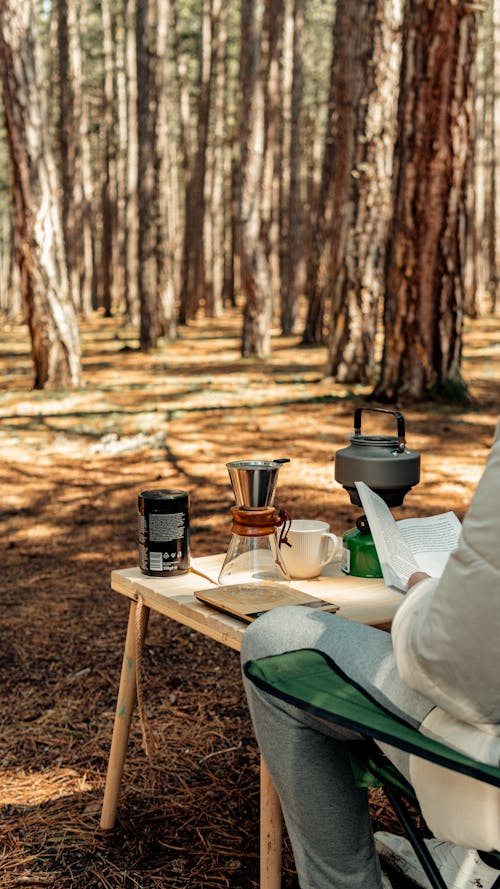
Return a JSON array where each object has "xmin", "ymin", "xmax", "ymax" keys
[{"xmin": 334, "ymin": 408, "xmax": 420, "ymax": 507}]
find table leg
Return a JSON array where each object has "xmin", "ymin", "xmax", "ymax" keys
[
  {"xmin": 260, "ymin": 754, "xmax": 282, "ymax": 889},
  {"xmin": 100, "ymin": 598, "xmax": 150, "ymax": 829}
]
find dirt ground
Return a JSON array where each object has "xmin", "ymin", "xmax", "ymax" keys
[{"xmin": 0, "ymin": 308, "xmax": 499, "ymax": 888}]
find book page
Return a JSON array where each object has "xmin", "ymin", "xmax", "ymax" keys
[
  {"xmin": 354, "ymin": 481, "xmax": 419, "ymax": 590},
  {"xmin": 355, "ymin": 482, "xmax": 462, "ymax": 591},
  {"xmin": 397, "ymin": 512, "xmax": 461, "ymax": 576}
]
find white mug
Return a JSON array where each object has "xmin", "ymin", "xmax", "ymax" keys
[{"xmin": 281, "ymin": 519, "xmax": 341, "ymax": 580}]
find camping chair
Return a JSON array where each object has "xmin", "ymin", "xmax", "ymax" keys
[{"xmin": 243, "ymin": 648, "xmax": 500, "ymax": 889}]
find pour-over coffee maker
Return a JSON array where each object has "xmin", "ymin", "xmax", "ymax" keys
[
  {"xmin": 218, "ymin": 459, "xmax": 291, "ymax": 585},
  {"xmin": 334, "ymin": 408, "xmax": 420, "ymax": 577}
]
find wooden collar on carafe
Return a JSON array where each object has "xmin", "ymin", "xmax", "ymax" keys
[{"xmin": 230, "ymin": 506, "xmax": 282, "ymax": 537}]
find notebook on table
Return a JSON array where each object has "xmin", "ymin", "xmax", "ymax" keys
[{"xmin": 194, "ymin": 582, "xmax": 339, "ymax": 623}]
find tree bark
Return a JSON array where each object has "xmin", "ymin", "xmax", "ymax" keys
[
  {"xmin": 57, "ymin": 0, "xmax": 80, "ymax": 307},
  {"xmin": 171, "ymin": 0, "xmax": 194, "ymax": 314},
  {"xmin": 204, "ymin": 0, "xmax": 227, "ymax": 317},
  {"xmin": 100, "ymin": 0, "xmax": 116, "ymax": 317},
  {"xmin": 302, "ymin": 5, "xmax": 347, "ymax": 346},
  {"xmin": 114, "ymin": 4, "xmax": 129, "ymax": 317},
  {"xmin": 280, "ymin": 0, "xmax": 303, "ymax": 334},
  {"xmin": 301, "ymin": 106, "xmax": 324, "ymax": 327},
  {"xmin": 326, "ymin": 0, "xmax": 402, "ymax": 383},
  {"xmin": 179, "ymin": 0, "xmax": 218, "ymax": 323},
  {"xmin": 491, "ymin": 0, "xmax": 500, "ymax": 311},
  {"xmin": 137, "ymin": 0, "xmax": 159, "ymax": 349},
  {"xmin": 125, "ymin": 0, "xmax": 140, "ymax": 324},
  {"xmin": 373, "ymin": 0, "xmax": 479, "ymax": 402},
  {"xmin": 72, "ymin": 0, "xmax": 94, "ymax": 316},
  {"xmin": 239, "ymin": 0, "xmax": 273, "ymax": 357},
  {"xmin": 154, "ymin": 0, "xmax": 177, "ymax": 339},
  {"xmin": 0, "ymin": 0, "xmax": 81, "ymax": 389},
  {"xmin": 261, "ymin": 0, "xmax": 284, "ymax": 316}
]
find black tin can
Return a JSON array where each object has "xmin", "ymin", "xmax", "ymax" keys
[{"xmin": 138, "ymin": 489, "xmax": 190, "ymax": 577}]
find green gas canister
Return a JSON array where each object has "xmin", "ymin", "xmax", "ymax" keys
[{"xmin": 341, "ymin": 515, "xmax": 382, "ymax": 578}]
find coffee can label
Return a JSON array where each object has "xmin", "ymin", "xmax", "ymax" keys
[{"xmin": 138, "ymin": 489, "xmax": 190, "ymax": 577}]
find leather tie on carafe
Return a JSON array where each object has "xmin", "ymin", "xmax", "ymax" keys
[
  {"xmin": 277, "ymin": 507, "xmax": 292, "ymax": 548},
  {"xmin": 230, "ymin": 506, "xmax": 283, "ymax": 537}
]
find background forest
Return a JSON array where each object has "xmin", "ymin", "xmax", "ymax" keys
[{"xmin": 0, "ymin": 0, "xmax": 499, "ymax": 400}]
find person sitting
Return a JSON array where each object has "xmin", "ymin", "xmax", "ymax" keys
[{"xmin": 241, "ymin": 419, "xmax": 500, "ymax": 889}]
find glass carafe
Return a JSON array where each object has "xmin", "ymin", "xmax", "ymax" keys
[{"xmin": 218, "ymin": 506, "xmax": 290, "ymax": 585}]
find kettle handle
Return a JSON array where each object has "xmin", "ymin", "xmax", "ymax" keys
[{"xmin": 353, "ymin": 407, "xmax": 405, "ymax": 452}]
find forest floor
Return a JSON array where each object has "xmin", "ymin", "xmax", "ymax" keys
[{"xmin": 0, "ymin": 307, "xmax": 499, "ymax": 889}]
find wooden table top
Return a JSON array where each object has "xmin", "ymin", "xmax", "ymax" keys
[{"xmin": 111, "ymin": 555, "xmax": 403, "ymax": 652}]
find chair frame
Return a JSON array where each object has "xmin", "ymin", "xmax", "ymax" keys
[{"xmin": 350, "ymin": 741, "xmax": 450, "ymax": 889}]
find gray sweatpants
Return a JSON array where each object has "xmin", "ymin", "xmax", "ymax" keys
[{"xmin": 241, "ymin": 606, "xmax": 435, "ymax": 889}]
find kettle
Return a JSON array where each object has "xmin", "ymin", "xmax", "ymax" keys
[
  {"xmin": 334, "ymin": 407, "xmax": 420, "ymax": 507},
  {"xmin": 335, "ymin": 408, "xmax": 420, "ymax": 578}
]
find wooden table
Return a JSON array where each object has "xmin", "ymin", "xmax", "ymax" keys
[{"xmin": 100, "ymin": 554, "xmax": 402, "ymax": 889}]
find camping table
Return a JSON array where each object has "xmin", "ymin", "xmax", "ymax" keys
[{"xmin": 100, "ymin": 554, "xmax": 402, "ymax": 889}]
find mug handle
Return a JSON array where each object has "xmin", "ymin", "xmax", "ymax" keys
[{"xmin": 320, "ymin": 532, "xmax": 341, "ymax": 567}]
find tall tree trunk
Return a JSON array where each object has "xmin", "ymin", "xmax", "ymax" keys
[
  {"xmin": 481, "ymin": 0, "xmax": 496, "ymax": 312},
  {"xmin": 179, "ymin": 0, "xmax": 217, "ymax": 323},
  {"xmin": 301, "ymin": 107, "xmax": 324, "ymax": 324},
  {"xmin": 165, "ymin": 133, "xmax": 183, "ymax": 320},
  {"xmin": 373, "ymin": 0, "xmax": 479, "ymax": 403},
  {"xmin": 100, "ymin": 0, "xmax": 115, "ymax": 316},
  {"xmin": 326, "ymin": 0, "xmax": 402, "ymax": 383},
  {"xmin": 154, "ymin": 0, "xmax": 177, "ymax": 339},
  {"xmin": 491, "ymin": 0, "xmax": 500, "ymax": 311},
  {"xmin": 172, "ymin": 0, "xmax": 193, "ymax": 185},
  {"xmin": 261, "ymin": 0, "xmax": 283, "ymax": 316},
  {"xmin": 73, "ymin": 0, "xmax": 94, "ymax": 315},
  {"xmin": 224, "ymin": 150, "xmax": 239, "ymax": 307},
  {"xmin": 171, "ymin": 0, "xmax": 193, "ymax": 311},
  {"xmin": 302, "ymin": 6, "xmax": 346, "ymax": 346},
  {"xmin": 57, "ymin": 0, "xmax": 80, "ymax": 307},
  {"xmin": 239, "ymin": 0, "xmax": 273, "ymax": 357},
  {"xmin": 0, "ymin": 0, "xmax": 81, "ymax": 388},
  {"xmin": 205, "ymin": 0, "xmax": 227, "ymax": 317},
  {"xmin": 280, "ymin": 0, "xmax": 303, "ymax": 334},
  {"xmin": 114, "ymin": 4, "xmax": 129, "ymax": 316},
  {"xmin": 137, "ymin": 0, "xmax": 158, "ymax": 349},
  {"xmin": 464, "ymin": 4, "xmax": 483, "ymax": 319},
  {"xmin": 125, "ymin": 0, "xmax": 140, "ymax": 323}
]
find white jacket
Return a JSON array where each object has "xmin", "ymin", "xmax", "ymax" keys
[
  {"xmin": 392, "ymin": 418, "xmax": 500, "ymax": 727},
  {"xmin": 390, "ymin": 419, "xmax": 500, "ymax": 848}
]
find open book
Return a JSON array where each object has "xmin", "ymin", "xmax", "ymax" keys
[{"xmin": 354, "ymin": 481, "xmax": 462, "ymax": 592}]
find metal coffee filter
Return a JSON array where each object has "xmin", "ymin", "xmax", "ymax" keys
[{"xmin": 226, "ymin": 459, "xmax": 286, "ymax": 507}]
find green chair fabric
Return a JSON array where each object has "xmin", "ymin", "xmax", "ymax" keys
[
  {"xmin": 244, "ymin": 647, "xmax": 500, "ymax": 889},
  {"xmin": 244, "ymin": 647, "xmax": 500, "ymax": 787}
]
